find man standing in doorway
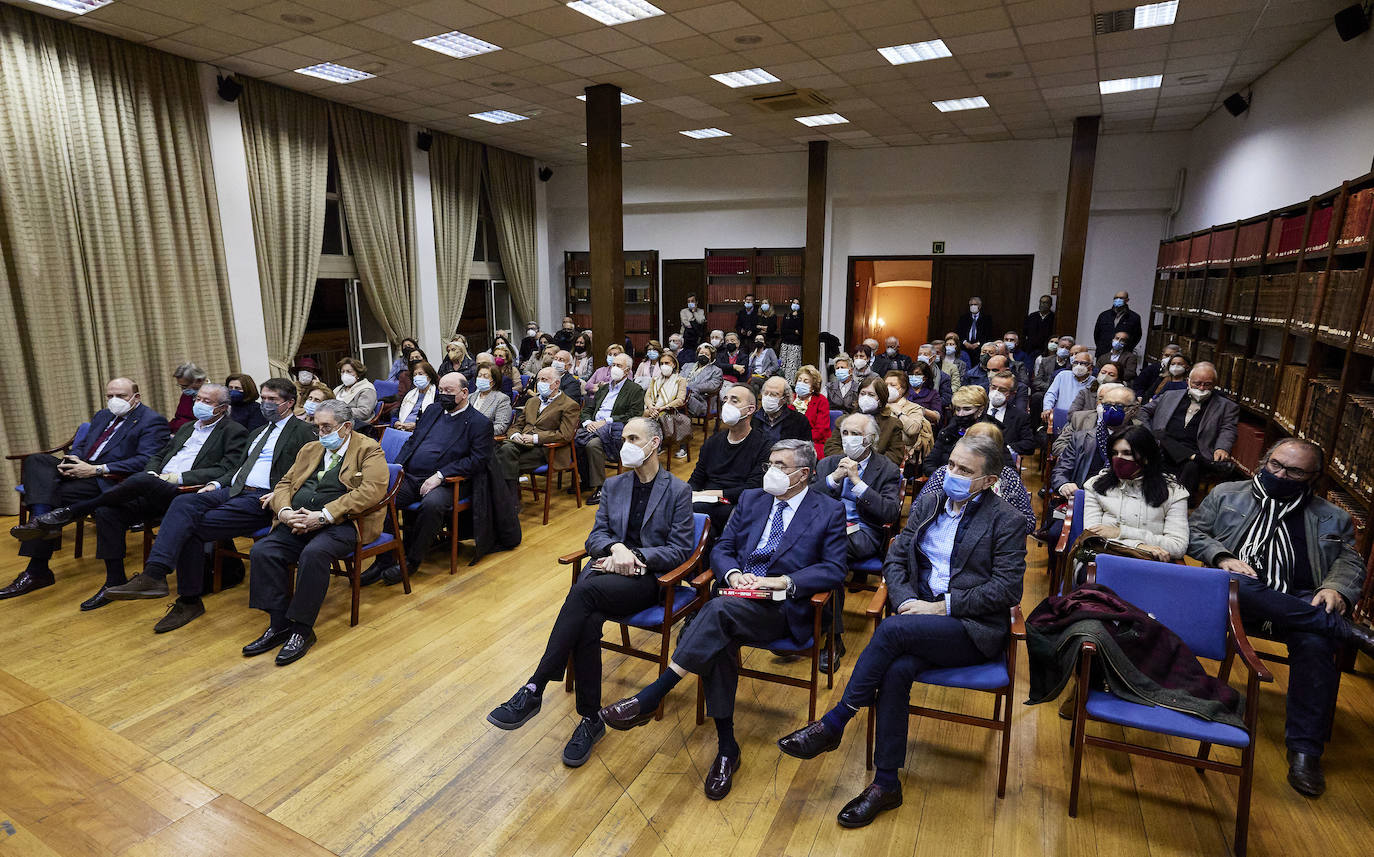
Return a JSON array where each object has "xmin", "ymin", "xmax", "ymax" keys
[
  {"xmin": 956, "ymin": 296, "xmax": 992, "ymax": 366},
  {"xmin": 1093, "ymin": 290, "xmax": 1142, "ymax": 356}
]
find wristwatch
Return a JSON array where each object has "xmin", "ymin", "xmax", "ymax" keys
[{"xmin": 317, "ymin": 512, "xmax": 327, "ymax": 527}]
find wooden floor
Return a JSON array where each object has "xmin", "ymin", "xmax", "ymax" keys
[{"xmin": 2, "ymin": 440, "xmax": 1373, "ymax": 857}]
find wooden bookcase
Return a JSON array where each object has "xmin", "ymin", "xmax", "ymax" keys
[
  {"xmin": 703, "ymin": 247, "xmax": 804, "ymax": 336},
  {"xmin": 564, "ymin": 250, "xmax": 660, "ymax": 352},
  {"xmin": 1148, "ymin": 171, "xmax": 1374, "ymax": 619}
]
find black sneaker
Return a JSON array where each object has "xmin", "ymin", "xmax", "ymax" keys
[
  {"xmin": 486, "ymin": 686, "xmax": 542, "ymax": 730},
  {"xmin": 562, "ymin": 715, "xmax": 605, "ymax": 767}
]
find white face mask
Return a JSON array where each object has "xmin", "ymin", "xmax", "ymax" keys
[
  {"xmin": 552, "ymin": 360, "xmax": 566, "ymax": 373},
  {"xmin": 760, "ymin": 302, "xmax": 771, "ymax": 312},
  {"xmin": 988, "ymin": 390, "xmax": 1007, "ymax": 408},
  {"xmin": 720, "ymin": 402, "xmax": 743, "ymax": 426},
  {"xmin": 1169, "ymin": 364, "xmax": 1187, "ymax": 377},
  {"xmin": 413, "ymin": 375, "xmax": 430, "ymax": 389},
  {"xmin": 1097, "ymin": 373, "xmax": 1113, "ymax": 385},
  {"xmin": 763, "ymin": 465, "xmax": 794, "ymax": 497},
  {"xmin": 687, "ymin": 301, "xmax": 696, "ymax": 310},
  {"xmin": 1071, "ymin": 363, "xmax": 1090, "ymax": 378},
  {"xmin": 761, "ymin": 394, "xmax": 781, "ymax": 413},
  {"xmin": 339, "ymin": 372, "xmax": 357, "ymax": 387},
  {"xmin": 854, "ymin": 358, "xmax": 868, "ymax": 370},
  {"xmin": 297, "ymin": 371, "xmax": 314, "ymax": 385},
  {"xmin": 1188, "ymin": 387, "xmax": 1211, "ymax": 402},
  {"xmin": 619, "ymin": 439, "xmax": 651, "ymax": 468},
  {"xmin": 969, "ymin": 305, "xmax": 980, "ymax": 315},
  {"xmin": 795, "ymin": 381, "xmax": 811, "ymax": 398},
  {"xmin": 658, "ymin": 364, "xmax": 674, "ymax": 377},
  {"xmin": 858, "ymin": 394, "xmax": 880, "ymax": 414},
  {"xmin": 886, "ymin": 386, "xmax": 901, "ymax": 403},
  {"xmin": 841, "ymin": 435, "xmax": 868, "ymax": 459},
  {"xmin": 106, "ymin": 395, "xmax": 133, "ymax": 416},
  {"xmin": 744, "ymin": 301, "xmax": 754, "ymax": 310},
  {"xmin": 710, "ymin": 337, "xmax": 723, "ymax": 347},
  {"xmin": 791, "ymin": 302, "xmax": 799, "ymax": 311},
  {"xmin": 1004, "ymin": 340, "xmax": 1016, "ymax": 349},
  {"xmin": 609, "ymin": 365, "xmax": 626, "ymax": 382}
]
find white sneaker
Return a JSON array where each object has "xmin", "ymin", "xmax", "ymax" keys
[{"xmin": 674, "ymin": 449, "xmax": 688, "ymax": 459}]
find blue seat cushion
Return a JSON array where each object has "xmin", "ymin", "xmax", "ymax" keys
[
  {"xmin": 851, "ymin": 555, "xmax": 883, "ymax": 575},
  {"xmin": 1085, "ymin": 690, "xmax": 1250, "ymax": 748},
  {"xmin": 405, "ymin": 501, "xmax": 422, "ymax": 512},
  {"xmin": 756, "ymin": 636, "xmax": 814, "ymax": 653},
  {"xmin": 532, "ymin": 465, "xmax": 549, "ymax": 475},
  {"xmin": 14, "ymin": 485, "xmax": 23, "ymax": 494},
  {"xmin": 361, "ymin": 532, "xmax": 395, "ymax": 551},
  {"xmin": 614, "ymin": 586, "xmax": 698, "ymax": 629},
  {"xmin": 251, "ymin": 526, "xmax": 271, "ymax": 539},
  {"xmin": 918, "ymin": 660, "xmax": 1008, "ymax": 691}
]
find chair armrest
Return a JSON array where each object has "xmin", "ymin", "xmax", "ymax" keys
[
  {"xmin": 493, "ymin": 435, "xmax": 507, "ymax": 443},
  {"xmin": 810, "ymin": 589, "xmax": 832, "ymax": 607},
  {"xmin": 1227, "ymin": 581, "xmax": 1274, "ymax": 682},
  {"xmin": 1054, "ymin": 494, "xmax": 1077, "ymax": 553},
  {"xmin": 343, "ymin": 472, "xmax": 404, "ymax": 524},
  {"xmin": 5, "ymin": 429, "xmax": 79, "ymax": 460},
  {"xmin": 558, "ymin": 549, "xmax": 588, "ymax": 565},
  {"xmin": 1010, "ymin": 602, "xmax": 1027, "ymax": 639},
  {"xmin": 657, "ymin": 524, "xmax": 711, "ymax": 588},
  {"xmin": 177, "ymin": 484, "xmax": 204, "ymax": 494},
  {"xmin": 444, "ymin": 475, "xmax": 466, "ymax": 485},
  {"xmin": 865, "ymin": 582, "xmax": 888, "ymax": 618}
]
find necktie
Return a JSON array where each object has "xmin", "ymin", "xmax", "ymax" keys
[
  {"xmin": 230, "ymin": 422, "xmax": 277, "ymax": 496},
  {"xmin": 317, "ymin": 451, "xmax": 340, "ymax": 480},
  {"xmin": 88, "ymin": 416, "xmax": 125, "ymax": 460},
  {"xmin": 743, "ymin": 501, "xmax": 788, "ymax": 577}
]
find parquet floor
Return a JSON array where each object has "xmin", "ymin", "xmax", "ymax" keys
[{"xmin": 1, "ymin": 439, "xmax": 1372, "ymax": 857}]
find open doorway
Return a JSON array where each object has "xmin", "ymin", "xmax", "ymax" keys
[{"xmin": 851, "ymin": 259, "xmax": 932, "ymax": 350}]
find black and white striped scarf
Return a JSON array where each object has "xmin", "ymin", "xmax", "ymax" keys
[{"xmin": 1237, "ymin": 475, "xmax": 1306, "ymax": 593}]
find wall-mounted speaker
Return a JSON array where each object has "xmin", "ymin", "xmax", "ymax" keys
[
  {"xmin": 416, "ymin": 131, "xmax": 433, "ymax": 152},
  {"xmin": 1335, "ymin": 3, "xmax": 1370, "ymax": 41},
  {"xmin": 537, "ymin": 166, "xmax": 553, "ymax": 182},
  {"xmin": 1223, "ymin": 92, "xmax": 1250, "ymax": 117},
  {"xmin": 216, "ymin": 74, "xmax": 242, "ymax": 103}
]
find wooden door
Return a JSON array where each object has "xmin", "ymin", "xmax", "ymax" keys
[
  {"xmin": 662, "ymin": 259, "xmax": 705, "ymax": 339},
  {"xmin": 931, "ymin": 256, "xmax": 1034, "ymax": 344}
]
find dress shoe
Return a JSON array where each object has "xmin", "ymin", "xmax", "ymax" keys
[
  {"xmin": 777, "ymin": 721, "xmax": 842, "ymax": 760},
  {"xmin": 1348, "ymin": 621, "xmax": 1374, "ymax": 659},
  {"xmin": 1286, "ymin": 750, "xmax": 1326, "ymax": 797},
  {"xmin": 275, "ymin": 629, "xmax": 317, "ymax": 666},
  {"xmin": 33, "ymin": 507, "xmax": 76, "ymax": 528},
  {"xmin": 819, "ymin": 635, "xmax": 847, "ymax": 675},
  {"xmin": 837, "ymin": 783, "xmax": 903, "ymax": 828},
  {"xmin": 486, "ymin": 686, "xmax": 542, "ymax": 730},
  {"xmin": 79, "ymin": 585, "xmax": 115, "ymax": 611},
  {"xmin": 562, "ymin": 716, "xmax": 605, "ymax": 768},
  {"xmin": 704, "ymin": 754, "xmax": 740, "ymax": 800},
  {"xmin": 359, "ymin": 560, "xmax": 387, "ymax": 586},
  {"xmin": 0, "ymin": 570, "xmax": 55, "ymax": 599},
  {"xmin": 153, "ymin": 599, "xmax": 205, "ymax": 633},
  {"xmin": 242, "ymin": 626, "xmax": 292, "ymax": 657},
  {"xmin": 103, "ymin": 572, "xmax": 169, "ymax": 600},
  {"xmin": 10, "ymin": 520, "xmax": 60, "ymax": 542},
  {"xmin": 382, "ymin": 562, "xmax": 414, "ymax": 586},
  {"xmin": 586, "ymin": 488, "xmax": 602, "ymax": 505},
  {"xmin": 598, "ymin": 697, "xmax": 653, "ymax": 731}
]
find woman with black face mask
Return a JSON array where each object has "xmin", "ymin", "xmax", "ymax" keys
[{"xmin": 923, "ymin": 385, "xmax": 989, "ymax": 476}]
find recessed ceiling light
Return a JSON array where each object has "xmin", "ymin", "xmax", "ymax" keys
[
  {"xmin": 280, "ymin": 13, "xmax": 315, "ymax": 25},
  {"xmin": 1134, "ymin": 0, "xmax": 1178, "ymax": 29},
  {"xmin": 795, "ymin": 113, "xmax": 848, "ymax": 126},
  {"xmin": 679, "ymin": 128, "xmax": 731, "ymax": 139},
  {"xmin": 566, "ymin": 0, "xmax": 665, "ymax": 26},
  {"xmin": 413, "ymin": 31, "xmax": 502, "ymax": 59},
  {"xmin": 1099, "ymin": 74, "xmax": 1162, "ymax": 94},
  {"xmin": 576, "ymin": 92, "xmax": 643, "ymax": 105},
  {"xmin": 877, "ymin": 39, "xmax": 952, "ymax": 66},
  {"xmin": 581, "ymin": 142, "xmax": 632, "ymax": 147},
  {"xmin": 710, "ymin": 68, "xmax": 780, "ymax": 88},
  {"xmin": 295, "ymin": 63, "xmax": 375, "ymax": 84},
  {"xmin": 470, "ymin": 109, "xmax": 529, "ymax": 124},
  {"xmin": 984, "ymin": 70, "xmax": 1013, "ymax": 79},
  {"xmin": 488, "ymin": 80, "xmax": 516, "ymax": 88},
  {"xmin": 22, "ymin": 0, "xmax": 113, "ymax": 13},
  {"xmin": 734, "ymin": 34, "xmax": 763, "ymax": 45},
  {"xmin": 932, "ymin": 96, "xmax": 989, "ymax": 112}
]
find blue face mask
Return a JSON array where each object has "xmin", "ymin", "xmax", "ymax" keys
[
  {"xmin": 1113, "ymin": 298, "xmax": 1125, "ymax": 308},
  {"xmin": 1101, "ymin": 403, "xmax": 1127, "ymax": 427},
  {"xmin": 646, "ymin": 350, "xmax": 659, "ymax": 360},
  {"xmin": 835, "ymin": 368, "xmax": 850, "ymax": 382},
  {"xmin": 943, "ymin": 471, "xmax": 978, "ymax": 502},
  {"xmin": 909, "ymin": 374, "xmax": 924, "ymax": 388},
  {"xmin": 181, "ymin": 387, "xmax": 196, "ymax": 397},
  {"xmin": 537, "ymin": 381, "xmax": 552, "ymax": 399},
  {"xmin": 228, "ymin": 389, "xmax": 245, "ymax": 403},
  {"xmin": 1111, "ymin": 339, "xmax": 1125, "ymax": 350},
  {"xmin": 1057, "ymin": 347, "xmax": 1070, "ymax": 359},
  {"xmin": 192, "ymin": 401, "xmax": 217, "ymax": 421},
  {"xmin": 475, "ymin": 377, "xmax": 491, "ymax": 392},
  {"xmin": 319, "ymin": 429, "xmax": 345, "ymax": 451}
]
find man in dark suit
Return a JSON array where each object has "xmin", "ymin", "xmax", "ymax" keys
[
  {"xmin": 2, "ymin": 377, "xmax": 169, "ymax": 600},
  {"xmin": 1092, "ymin": 289, "xmax": 1143, "ymax": 356},
  {"xmin": 362, "ymin": 372, "xmax": 492, "ymax": 585},
  {"xmin": 752, "ymin": 376, "xmax": 812, "ymax": 443},
  {"xmin": 777, "ymin": 434, "xmax": 1027, "ymax": 828},
  {"xmin": 814, "ymin": 413, "xmax": 902, "ymax": 670},
  {"xmin": 955, "ymin": 295, "xmax": 992, "ymax": 366},
  {"xmin": 734, "ymin": 294, "xmax": 759, "ymax": 342},
  {"xmin": 574, "ymin": 353, "xmax": 645, "ymax": 505},
  {"xmin": 486, "ymin": 418, "xmax": 695, "ymax": 767},
  {"xmin": 1021, "ymin": 294, "xmax": 1056, "ymax": 356},
  {"xmin": 14, "ymin": 383, "xmax": 246, "ymax": 609},
  {"xmin": 1131, "ymin": 342, "xmax": 1181, "ymax": 399},
  {"xmin": 495, "ymin": 367, "xmax": 582, "ymax": 492},
  {"xmin": 986, "ymin": 371, "xmax": 1036, "ymax": 456},
  {"xmin": 102, "ymin": 378, "xmax": 313, "ymax": 632},
  {"xmin": 872, "ymin": 336, "xmax": 912, "ymax": 376},
  {"xmin": 599, "ymin": 439, "xmax": 847, "ymax": 800},
  {"xmin": 1139, "ymin": 361, "xmax": 1238, "ymax": 495}
]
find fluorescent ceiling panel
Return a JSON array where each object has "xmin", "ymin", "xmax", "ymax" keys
[
  {"xmin": 470, "ymin": 109, "xmax": 530, "ymax": 124},
  {"xmin": 413, "ymin": 31, "xmax": 502, "ymax": 59},
  {"xmin": 877, "ymin": 39, "xmax": 952, "ymax": 66},
  {"xmin": 679, "ymin": 128, "xmax": 731, "ymax": 138},
  {"xmin": 566, "ymin": 0, "xmax": 665, "ymax": 26},
  {"xmin": 710, "ymin": 68, "xmax": 781, "ymax": 88},
  {"xmin": 932, "ymin": 96, "xmax": 989, "ymax": 112},
  {"xmin": 1099, "ymin": 74, "xmax": 1163, "ymax": 94},
  {"xmin": 295, "ymin": 63, "xmax": 375, "ymax": 83}
]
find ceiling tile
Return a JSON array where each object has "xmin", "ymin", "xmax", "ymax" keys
[
  {"xmin": 655, "ymin": 34, "xmax": 725, "ymax": 60},
  {"xmin": 403, "ymin": 0, "xmax": 502, "ymax": 29},
  {"xmin": 213, "ymin": 12, "xmax": 299, "ymax": 43},
  {"xmin": 359, "ymin": 9, "xmax": 445, "ymax": 40},
  {"xmin": 771, "ymin": 10, "xmax": 852, "ymax": 41},
  {"xmin": 942, "ymin": 28, "xmax": 1019, "ymax": 53},
  {"xmin": 928, "ymin": 6, "xmax": 1013, "ymax": 37},
  {"xmin": 674, "ymin": 2, "xmax": 764, "ymax": 33},
  {"xmin": 1006, "ymin": 0, "xmax": 1091, "ymax": 26},
  {"xmin": 797, "ymin": 32, "xmax": 872, "ymax": 57},
  {"xmin": 172, "ymin": 26, "xmax": 261, "ymax": 55},
  {"xmin": 243, "ymin": 1, "xmax": 346, "ymax": 34},
  {"xmin": 144, "ymin": 36, "xmax": 224, "ymax": 61},
  {"xmin": 838, "ymin": 0, "xmax": 927, "ymax": 28},
  {"xmin": 513, "ymin": 38, "xmax": 588, "ymax": 63},
  {"xmin": 313, "ymin": 23, "xmax": 396, "ymax": 52},
  {"xmin": 463, "ymin": 18, "xmax": 548, "ymax": 47},
  {"xmin": 1022, "ymin": 37, "xmax": 1093, "ymax": 60},
  {"xmin": 558, "ymin": 55, "xmax": 625, "ymax": 76},
  {"xmin": 856, "ymin": 20, "xmax": 940, "ymax": 48},
  {"xmin": 1015, "ymin": 16, "xmax": 1092, "ymax": 44},
  {"xmin": 602, "ymin": 45, "xmax": 676, "ymax": 69}
]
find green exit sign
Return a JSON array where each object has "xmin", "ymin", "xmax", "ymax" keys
[{"xmin": 932, "ymin": 241, "xmax": 945, "ymax": 254}]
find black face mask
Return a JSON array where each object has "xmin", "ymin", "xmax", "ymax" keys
[
  {"xmin": 574, "ymin": 346, "xmax": 586, "ymax": 354},
  {"xmin": 979, "ymin": 354, "xmax": 991, "ymax": 368},
  {"xmin": 435, "ymin": 392, "xmax": 458, "ymax": 411},
  {"xmin": 1258, "ymin": 468, "xmax": 1308, "ymax": 501},
  {"xmin": 954, "ymin": 413, "xmax": 979, "ymax": 430}
]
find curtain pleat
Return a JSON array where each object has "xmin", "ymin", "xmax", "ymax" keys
[
  {"xmin": 240, "ymin": 79, "xmax": 328, "ymax": 377},
  {"xmin": 430, "ymin": 133, "xmax": 482, "ymax": 340},
  {"xmin": 328, "ymin": 102, "xmax": 416, "ymax": 345},
  {"xmin": 484, "ymin": 146, "xmax": 539, "ymax": 323}
]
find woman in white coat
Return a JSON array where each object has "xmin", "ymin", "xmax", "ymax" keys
[{"xmin": 1082, "ymin": 424, "xmax": 1190, "ymax": 561}]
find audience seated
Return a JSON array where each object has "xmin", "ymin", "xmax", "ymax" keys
[
  {"xmin": 921, "ymin": 422, "xmax": 1035, "ymax": 534},
  {"xmin": 495, "ymin": 367, "xmax": 581, "ymax": 494},
  {"xmin": 1081, "ymin": 425, "xmax": 1188, "ymax": 563},
  {"xmin": 300, "ymin": 384, "xmax": 331, "ymax": 422},
  {"xmin": 1049, "ymin": 387, "xmax": 1142, "ymax": 534},
  {"xmin": 1068, "ymin": 362, "xmax": 1121, "ymax": 415},
  {"xmin": 571, "ymin": 333, "xmax": 595, "ymax": 382},
  {"xmin": 1054, "ymin": 382, "xmax": 1136, "ymax": 456},
  {"xmin": 575, "ymin": 354, "xmax": 645, "ymax": 505},
  {"xmin": 101, "ymin": 379, "xmax": 314, "ymax": 631},
  {"xmin": 791, "ymin": 365, "xmax": 832, "ymax": 458},
  {"xmin": 777, "ymin": 434, "xmax": 1026, "ymax": 829},
  {"xmin": 913, "ymin": 345, "xmax": 953, "ymax": 413},
  {"xmin": 169, "ymin": 362, "xmax": 208, "ymax": 432},
  {"xmin": 291, "ymin": 357, "xmax": 323, "ymax": 412},
  {"xmin": 938, "ymin": 333, "xmax": 968, "ymax": 386},
  {"xmin": 752, "ymin": 377, "xmax": 812, "ymax": 444},
  {"xmin": 393, "ymin": 347, "xmax": 426, "ymax": 398},
  {"xmin": 552, "ymin": 349, "xmax": 584, "ymax": 403},
  {"xmin": 683, "ymin": 344, "xmax": 723, "ymax": 418},
  {"xmin": 1132, "ymin": 342, "xmax": 1182, "ymax": 401},
  {"xmin": 393, "ymin": 361, "xmax": 438, "ymax": 430},
  {"xmin": 1142, "ymin": 352, "xmax": 1191, "ymax": 404},
  {"xmin": 747, "ymin": 335, "xmax": 780, "ymax": 384},
  {"xmin": 522, "ymin": 341, "xmax": 556, "ymax": 378},
  {"xmin": 1096, "ymin": 331, "xmax": 1138, "ymax": 383},
  {"xmin": 1139, "ymin": 361, "xmax": 1237, "ymax": 496},
  {"xmin": 667, "ymin": 333, "xmax": 689, "ymax": 368},
  {"xmin": 923, "ymin": 385, "xmax": 989, "ymax": 476},
  {"xmin": 486, "ymin": 417, "xmax": 695, "ymax": 767},
  {"xmin": 716, "ymin": 332, "xmax": 748, "ymax": 384},
  {"xmin": 387, "ymin": 337, "xmax": 420, "ymax": 382},
  {"xmin": 872, "ymin": 336, "xmax": 911, "ymax": 376},
  {"xmin": 490, "ymin": 344, "xmax": 523, "ymax": 400},
  {"xmin": 882, "ymin": 371, "xmax": 933, "ymax": 461},
  {"xmin": 2, "ymin": 378, "xmax": 169, "ymax": 601},
  {"xmin": 225, "ymin": 374, "xmax": 266, "ymax": 432},
  {"xmin": 688, "ymin": 384, "xmax": 772, "ymax": 534},
  {"xmin": 1188, "ymin": 438, "xmax": 1374, "ymax": 797},
  {"xmin": 824, "ymin": 354, "xmax": 860, "ymax": 413},
  {"xmin": 244, "ymin": 399, "xmax": 389, "ymax": 666},
  {"xmin": 333, "ymin": 357, "xmax": 377, "ymax": 426},
  {"xmin": 984, "ymin": 371, "xmax": 1037, "ymax": 456},
  {"xmin": 644, "ymin": 351, "xmax": 690, "ymax": 460},
  {"xmin": 1031, "ymin": 336, "xmax": 1073, "ymax": 417},
  {"xmin": 1041, "ymin": 347, "xmax": 1095, "ymax": 422},
  {"xmin": 554, "ymin": 317, "xmax": 578, "ymax": 353},
  {"xmin": 849, "ymin": 344, "xmax": 878, "ymax": 390},
  {"xmin": 583, "ymin": 344, "xmax": 625, "ymax": 395},
  {"xmin": 826, "ymin": 377, "xmax": 907, "ymax": 466},
  {"xmin": 963, "ymin": 342, "xmax": 996, "ymax": 388},
  {"xmin": 599, "ymin": 439, "xmax": 846, "ymax": 800},
  {"xmin": 471, "ymin": 363, "xmax": 513, "ymax": 436},
  {"xmin": 439, "ymin": 336, "xmax": 476, "ymax": 379}
]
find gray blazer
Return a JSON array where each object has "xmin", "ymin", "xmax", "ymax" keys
[
  {"xmin": 814, "ymin": 452, "xmax": 902, "ymax": 531},
  {"xmin": 585, "ymin": 468, "xmax": 695, "ymax": 576},
  {"xmin": 1188, "ymin": 480, "xmax": 1366, "ymax": 604},
  {"xmin": 1140, "ymin": 388, "xmax": 1239, "ymax": 457},
  {"xmin": 883, "ymin": 487, "xmax": 1027, "ymax": 657},
  {"xmin": 472, "ymin": 390, "xmax": 512, "ymax": 436}
]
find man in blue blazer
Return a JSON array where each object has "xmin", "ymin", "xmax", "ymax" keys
[
  {"xmin": 3, "ymin": 378, "xmax": 168, "ymax": 599},
  {"xmin": 486, "ymin": 418, "xmax": 696, "ymax": 768},
  {"xmin": 362, "ymin": 372, "xmax": 492, "ymax": 585},
  {"xmin": 599, "ymin": 438, "xmax": 847, "ymax": 800}
]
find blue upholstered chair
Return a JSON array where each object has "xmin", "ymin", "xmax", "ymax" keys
[
  {"xmin": 861, "ymin": 581, "xmax": 1026, "ymax": 797},
  {"xmin": 380, "ymin": 427, "xmax": 470, "ymax": 574},
  {"xmin": 523, "ymin": 442, "xmax": 580, "ymax": 526},
  {"xmin": 372, "ymin": 379, "xmax": 399, "ymax": 401},
  {"xmin": 1049, "ymin": 488, "xmax": 1086, "ymax": 596},
  {"xmin": 1072, "ymin": 557, "xmax": 1272, "ymax": 857},
  {"xmin": 560, "ymin": 512, "xmax": 712, "ymax": 720},
  {"xmin": 379, "ymin": 427, "xmax": 409, "ymax": 463},
  {"xmin": 829, "ymin": 409, "xmax": 843, "ymax": 431}
]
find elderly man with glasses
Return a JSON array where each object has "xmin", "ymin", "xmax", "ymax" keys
[
  {"xmin": 1189, "ymin": 438, "xmax": 1374, "ymax": 798},
  {"xmin": 1139, "ymin": 361, "xmax": 1238, "ymax": 495}
]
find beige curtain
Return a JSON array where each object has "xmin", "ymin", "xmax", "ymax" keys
[
  {"xmin": 0, "ymin": 6, "xmax": 234, "ymax": 513},
  {"xmin": 328, "ymin": 103, "xmax": 416, "ymax": 345},
  {"xmin": 240, "ymin": 79, "xmax": 328, "ymax": 377},
  {"xmin": 430, "ymin": 133, "xmax": 483, "ymax": 340},
  {"xmin": 484, "ymin": 146, "xmax": 540, "ymax": 322}
]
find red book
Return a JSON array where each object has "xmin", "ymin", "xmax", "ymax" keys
[{"xmin": 717, "ymin": 588, "xmax": 787, "ymax": 601}]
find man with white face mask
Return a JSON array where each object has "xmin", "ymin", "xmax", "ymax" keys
[
  {"xmin": 956, "ymin": 295, "xmax": 993, "ymax": 365},
  {"xmin": 1140, "ymin": 361, "xmax": 1238, "ymax": 495},
  {"xmin": 600, "ymin": 439, "xmax": 846, "ymax": 802},
  {"xmin": 752, "ymin": 377, "xmax": 812, "ymax": 444},
  {"xmin": 813, "ymin": 413, "xmax": 903, "ymax": 671},
  {"xmin": 574, "ymin": 353, "xmax": 646, "ymax": 504},
  {"xmin": 688, "ymin": 384, "xmax": 773, "ymax": 534}
]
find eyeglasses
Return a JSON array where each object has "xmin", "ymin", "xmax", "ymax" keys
[
  {"xmin": 762, "ymin": 463, "xmax": 803, "ymax": 474},
  {"xmin": 1264, "ymin": 458, "xmax": 1317, "ymax": 480}
]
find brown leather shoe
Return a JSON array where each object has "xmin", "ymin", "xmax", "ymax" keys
[
  {"xmin": 837, "ymin": 783, "xmax": 903, "ymax": 828},
  {"xmin": 704, "ymin": 754, "xmax": 740, "ymax": 800},
  {"xmin": 778, "ymin": 721, "xmax": 842, "ymax": 760},
  {"xmin": 598, "ymin": 697, "xmax": 652, "ymax": 731}
]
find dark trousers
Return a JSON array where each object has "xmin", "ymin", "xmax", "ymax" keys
[
  {"xmin": 530, "ymin": 570, "xmax": 661, "ymax": 716},
  {"xmin": 248, "ymin": 524, "xmax": 356, "ymax": 627},
  {"xmin": 147, "ymin": 487, "xmax": 271, "ymax": 597},
  {"xmin": 832, "ymin": 525, "xmax": 885, "ymax": 639},
  {"xmin": 672, "ymin": 596, "xmax": 793, "ymax": 719},
  {"xmin": 73, "ymin": 472, "xmax": 183, "ymax": 560},
  {"xmin": 841, "ymin": 614, "xmax": 987, "ymax": 771},
  {"xmin": 378, "ymin": 471, "xmax": 456, "ymax": 569},
  {"xmin": 575, "ymin": 422, "xmax": 623, "ymax": 489},
  {"xmin": 18, "ymin": 455, "xmax": 103, "ymax": 561},
  {"xmin": 693, "ymin": 500, "xmax": 735, "ymax": 537},
  {"xmin": 1232, "ymin": 574, "xmax": 1346, "ymax": 755},
  {"xmin": 495, "ymin": 441, "xmax": 549, "ymax": 482}
]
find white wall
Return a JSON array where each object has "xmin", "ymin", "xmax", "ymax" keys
[{"xmin": 1176, "ymin": 24, "xmax": 1374, "ymax": 233}]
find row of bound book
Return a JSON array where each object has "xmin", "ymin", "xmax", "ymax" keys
[
  {"xmin": 566, "ymin": 259, "xmax": 653, "ymax": 278},
  {"xmin": 1331, "ymin": 394, "xmax": 1374, "ymax": 499},
  {"xmin": 705, "ymin": 255, "xmax": 804, "ymax": 277},
  {"xmin": 1275, "ymin": 364, "xmax": 1308, "ymax": 433},
  {"xmin": 1302, "ymin": 376, "xmax": 1343, "ymax": 451},
  {"xmin": 707, "ymin": 283, "xmax": 801, "ymax": 305}
]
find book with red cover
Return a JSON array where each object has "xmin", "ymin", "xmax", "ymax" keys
[{"xmin": 717, "ymin": 587, "xmax": 787, "ymax": 601}]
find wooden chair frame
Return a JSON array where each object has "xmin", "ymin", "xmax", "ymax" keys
[
  {"xmin": 8, "ymin": 424, "xmax": 93, "ymax": 556},
  {"xmin": 521, "ymin": 441, "xmax": 580, "ymax": 525}
]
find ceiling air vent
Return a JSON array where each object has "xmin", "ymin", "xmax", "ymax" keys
[
  {"xmin": 750, "ymin": 88, "xmax": 833, "ymax": 114},
  {"xmin": 1093, "ymin": 9, "xmax": 1134, "ymax": 34}
]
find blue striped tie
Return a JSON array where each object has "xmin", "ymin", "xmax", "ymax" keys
[{"xmin": 743, "ymin": 501, "xmax": 787, "ymax": 577}]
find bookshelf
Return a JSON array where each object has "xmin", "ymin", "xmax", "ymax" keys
[
  {"xmin": 564, "ymin": 250, "xmax": 660, "ymax": 352},
  {"xmin": 703, "ymin": 247, "xmax": 804, "ymax": 336}
]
